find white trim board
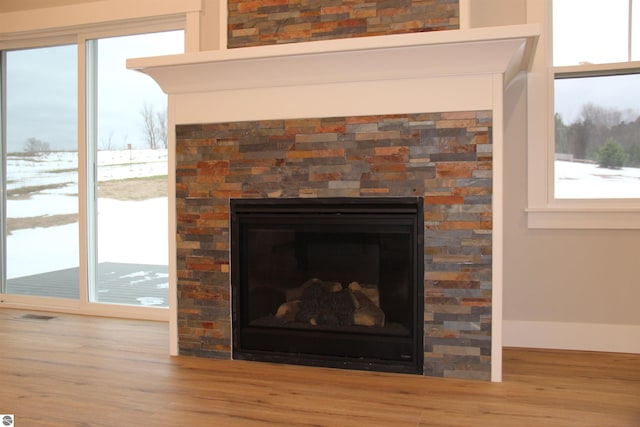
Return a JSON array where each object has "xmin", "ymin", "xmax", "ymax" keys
[{"xmin": 503, "ymin": 320, "xmax": 640, "ymax": 354}]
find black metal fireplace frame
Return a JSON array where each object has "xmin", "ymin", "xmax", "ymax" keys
[{"xmin": 230, "ymin": 197, "xmax": 424, "ymax": 374}]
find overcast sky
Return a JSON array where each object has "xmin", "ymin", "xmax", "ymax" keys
[
  {"xmin": 6, "ymin": 30, "xmax": 183, "ymax": 152},
  {"xmin": 555, "ymin": 74, "xmax": 640, "ymax": 124}
]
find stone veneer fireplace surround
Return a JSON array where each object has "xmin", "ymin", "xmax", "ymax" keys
[
  {"xmin": 176, "ymin": 111, "xmax": 492, "ymax": 378},
  {"xmin": 128, "ymin": 25, "xmax": 539, "ymax": 381}
]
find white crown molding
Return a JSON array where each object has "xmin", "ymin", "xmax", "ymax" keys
[{"xmin": 127, "ymin": 24, "xmax": 539, "ymax": 94}]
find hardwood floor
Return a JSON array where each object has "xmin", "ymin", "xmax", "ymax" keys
[{"xmin": 1, "ymin": 308, "xmax": 638, "ymax": 426}]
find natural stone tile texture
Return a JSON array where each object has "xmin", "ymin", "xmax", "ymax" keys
[
  {"xmin": 228, "ymin": 0, "xmax": 460, "ymax": 48},
  {"xmin": 176, "ymin": 111, "xmax": 493, "ymax": 380}
]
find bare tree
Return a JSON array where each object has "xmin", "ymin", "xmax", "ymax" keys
[
  {"xmin": 100, "ymin": 129, "xmax": 115, "ymax": 151},
  {"xmin": 156, "ymin": 106, "xmax": 168, "ymax": 148},
  {"xmin": 23, "ymin": 137, "xmax": 50, "ymax": 153},
  {"xmin": 580, "ymin": 103, "xmax": 621, "ymax": 129},
  {"xmin": 140, "ymin": 103, "xmax": 168, "ymax": 149},
  {"xmin": 141, "ymin": 102, "xmax": 159, "ymax": 149}
]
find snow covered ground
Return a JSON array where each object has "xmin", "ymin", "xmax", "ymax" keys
[
  {"xmin": 6, "ymin": 148, "xmax": 167, "ymax": 195},
  {"xmin": 555, "ymin": 160, "xmax": 640, "ymax": 199},
  {"xmin": 5, "ymin": 150, "xmax": 168, "ymax": 305}
]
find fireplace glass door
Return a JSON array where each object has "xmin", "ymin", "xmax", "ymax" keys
[{"xmin": 231, "ymin": 198, "xmax": 423, "ymax": 374}]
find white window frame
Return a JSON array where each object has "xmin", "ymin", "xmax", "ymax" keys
[
  {"xmin": 527, "ymin": 0, "xmax": 640, "ymax": 229},
  {"xmin": 0, "ymin": 0, "xmax": 202, "ymax": 320}
]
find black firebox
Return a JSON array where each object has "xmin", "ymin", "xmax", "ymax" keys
[{"xmin": 230, "ymin": 197, "xmax": 424, "ymax": 374}]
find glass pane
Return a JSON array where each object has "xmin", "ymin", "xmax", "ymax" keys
[
  {"xmin": 553, "ymin": 0, "xmax": 630, "ymax": 66},
  {"xmin": 554, "ymin": 74, "xmax": 640, "ymax": 198},
  {"xmin": 92, "ymin": 31, "xmax": 183, "ymax": 306},
  {"xmin": 5, "ymin": 45, "xmax": 79, "ymax": 298}
]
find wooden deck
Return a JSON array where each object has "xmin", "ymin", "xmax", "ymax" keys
[
  {"xmin": 5, "ymin": 262, "xmax": 168, "ymax": 306},
  {"xmin": 0, "ymin": 308, "xmax": 638, "ymax": 426}
]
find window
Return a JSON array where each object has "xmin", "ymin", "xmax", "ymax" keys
[
  {"xmin": 1, "ymin": 28, "xmax": 183, "ymax": 315},
  {"xmin": 527, "ymin": 0, "xmax": 640, "ymax": 228},
  {"xmin": 553, "ymin": 0, "xmax": 640, "ymax": 200}
]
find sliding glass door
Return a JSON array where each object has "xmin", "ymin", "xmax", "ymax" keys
[{"xmin": 1, "ymin": 29, "xmax": 182, "ymax": 312}]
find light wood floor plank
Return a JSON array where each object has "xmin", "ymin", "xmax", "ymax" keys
[{"xmin": 1, "ymin": 308, "xmax": 638, "ymax": 426}]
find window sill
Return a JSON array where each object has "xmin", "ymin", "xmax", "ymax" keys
[{"xmin": 527, "ymin": 207, "xmax": 640, "ymax": 229}]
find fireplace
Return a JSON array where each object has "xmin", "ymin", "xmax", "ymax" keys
[
  {"xmin": 231, "ymin": 197, "xmax": 424, "ymax": 374},
  {"xmin": 130, "ymin": 22, "xmax": 540, "ymax": 381}
]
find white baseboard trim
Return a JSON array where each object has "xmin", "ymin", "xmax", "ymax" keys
[{"xmin": 503, "ymin": 320, "xmax": 640, "ymax": 354}]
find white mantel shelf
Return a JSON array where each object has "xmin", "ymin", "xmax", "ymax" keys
[{"xmin": 127, "ymin": 24, "xmax": 539, "ymax": 94}]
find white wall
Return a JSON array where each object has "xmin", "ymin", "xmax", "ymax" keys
[
  {"xmin": 495, "ymin": 0, "xmax": 640, "ymax": 353},
  {"xmin": 503, "ymin": 71, "xmax": 640, "ymax": 352},
  {"xmin": 468, "ymin": 0, "xmax": 527, "ymax": 27}
]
